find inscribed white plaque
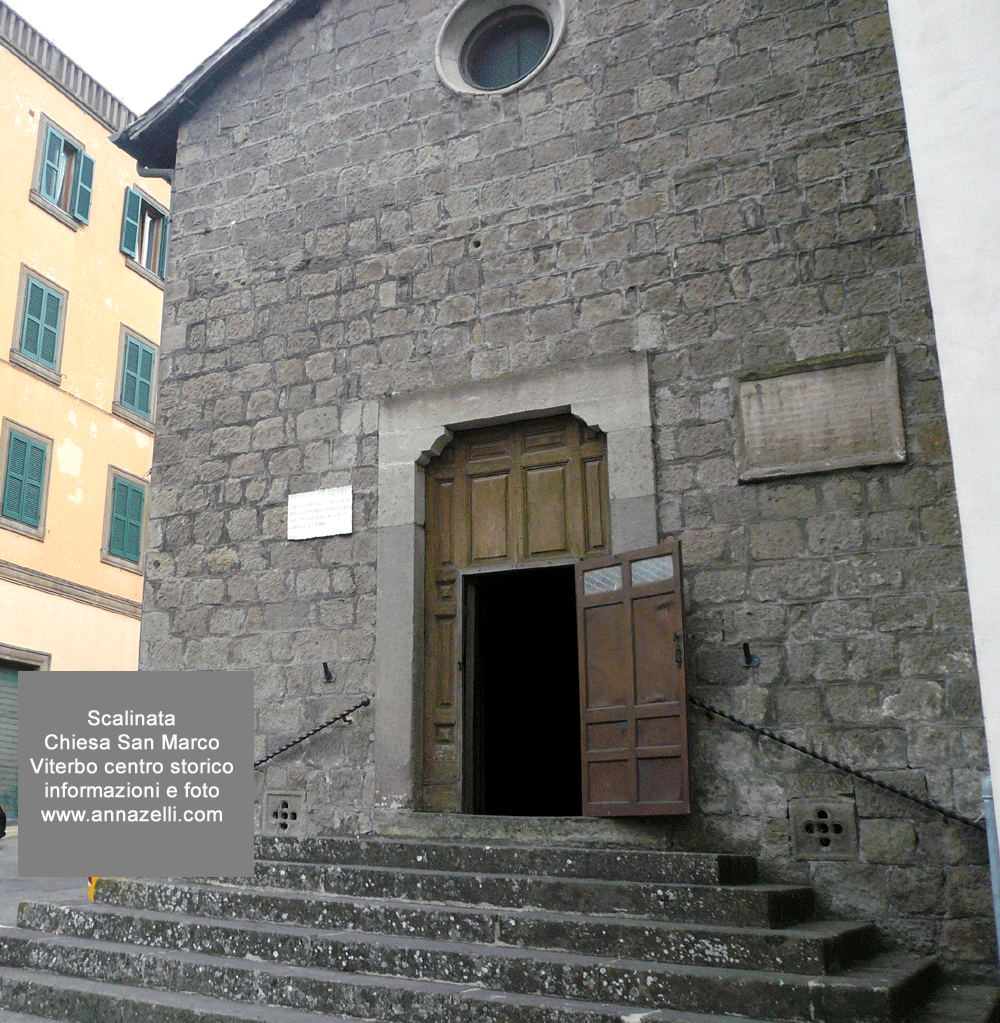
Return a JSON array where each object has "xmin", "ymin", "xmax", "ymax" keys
[
  {"xmin": 735, "ymin": 352, "xmax": 906, "ymax": 481},
  {"xmin": 287, "ymin": 486, "xmax": 353, "ymax": 539}
]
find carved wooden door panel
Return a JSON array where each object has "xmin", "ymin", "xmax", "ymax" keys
[
  {"xmin": 576, "ymin": 540, "xmax": 691, "ymax": 816},
  {"xmin": 422, "ymin": 415, "xmax": 610, "ymax": 812}
]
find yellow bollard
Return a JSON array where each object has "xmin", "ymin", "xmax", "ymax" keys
[{"xmin": 88, "ymin": 877, "xmax": 122, "ymax": 900}]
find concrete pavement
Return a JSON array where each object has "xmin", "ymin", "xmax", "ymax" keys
[{"xmin": 0, "ymin": 826, "xmax": 89, "ymax": 928}]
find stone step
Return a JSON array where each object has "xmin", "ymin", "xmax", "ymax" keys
[
  {"xmin": 0, "ymin": 964, "xmax": 833, "ymax": 1023},
  {"xmin": 17, "ymin": 893, "xmax": 881, "ymax": 976},
  {"xmin": 253, "ymin": 835, "xmax": 759, "ymax": 885},
  {"xmin": 3, "ymin": 832, "xmax": 996, "ymax": 1023},
  {"xmin": 0, "ymin": 931, "xmax": 942, "ymax": 1023},
  {"xmin": 245, "ymin": 859, "xmax": 814, "ymax": 927},
  {"xmin": 0, "ymin": 967, "xmax": 381, "ymax": 1023},
  {"xmin": 371, "ymin": 811, "xmax": 701, "ymax": 849},
  {"xmin": 98, "ymin": 878, "xmax": 841, "ymax": 970},
  {"xmin": 3, "ymin": 961, "xmax": 995, "ymax": 1023},
  {"xmin": 97, "ymin": 879, "xmax": 870, "ymax": 973},
  {"xmin": 908, "ymin": 982, "xmax": 1000, "ymax": 1022}
]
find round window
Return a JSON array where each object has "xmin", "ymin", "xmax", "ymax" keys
[
  {"xmin": 436, "ymin": 0, "xmax": 565, "ymax": 97},
  {"xmin": 462, "ymin": 7, "xmax": 552, "ymax": 91}
]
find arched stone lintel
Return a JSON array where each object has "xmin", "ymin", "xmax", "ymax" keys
[{"xmin": 374, "ymin": 353, "xmax": 655, "ymax": 809}]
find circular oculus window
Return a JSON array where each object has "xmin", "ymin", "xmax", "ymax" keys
[
  {"xmin": 463, "ymin": 7, "xmax": 551, "ymax": 91},
  {"xmin": 437, "ymin": 0, "xmax": 565, "ymax": 96}
]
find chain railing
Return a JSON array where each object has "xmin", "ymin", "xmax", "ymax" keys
[
  {"xmin": 688, "ymin": 693, "xmax": 985, "ymax": 834},
  {"xmin": 254, "ymin": 695, "xmax": 371, "ymax": 770}
]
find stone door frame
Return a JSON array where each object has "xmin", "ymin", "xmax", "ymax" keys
[{"xmin": 374, "ymin": 352, "xmax": 656, "ymax": 810}]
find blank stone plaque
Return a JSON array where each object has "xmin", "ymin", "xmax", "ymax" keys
[
  {"xmin": 288, "ymin": 486, "xmax": 353, "ymax": 539},
  {"xmin": 735, "ymin": 352, "xmax": 905, "ymax": 481}
]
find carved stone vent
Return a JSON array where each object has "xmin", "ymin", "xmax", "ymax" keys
[
  {"xmin": 789, "ymin": 798, "xmax": 858, "ymax": 860},
  {"xmin": 266, "ymin": 792, "xmax": 303, "ymax": 834}
]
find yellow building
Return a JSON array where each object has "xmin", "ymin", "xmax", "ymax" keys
[{"xmin": 0, "ymin": 2, "xmax": 169, "ymax": 815}]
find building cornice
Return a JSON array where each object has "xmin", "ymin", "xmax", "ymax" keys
[
  {"xmin": 0, "ymin": 1, "xmax": 135, "ymax": 133},
  {"xmin": 0, "ymin": 559, "xmax": 142, "ymax": 619}
]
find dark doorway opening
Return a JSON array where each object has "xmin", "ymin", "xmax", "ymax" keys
[
  {"xmin": 465, "ymin": 564, "xmax": 581, "ymax": 816},
  {"xmin": 0, "ymin": 659, "xmax": 32, "ymax": 820}
]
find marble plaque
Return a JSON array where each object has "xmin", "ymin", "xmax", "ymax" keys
[
  {"xmin": 735, "ymin": 352, "xmax": 905, "ymax": 481},
  {"xmin": 287, "ymin": 486, "xmax": 353, "ymax": 539}
]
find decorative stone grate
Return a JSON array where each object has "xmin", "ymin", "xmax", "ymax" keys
[
  {"xmin": 789, "ymin": 798, "xmax": 858, "ymax": 860},
  {"xmin": 266, "ymin": 792, "xmax": 304, "ymax": 834}
]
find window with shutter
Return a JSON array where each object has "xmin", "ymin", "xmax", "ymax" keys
[
  {"xmin": 0, "ymin": 424, "xmax": 51, "ymax": 539},
  {"xmin": 104, "ymin": 472, "xmax": 146, "ymax": 570},
  {"xmin": 121, "ymin": 187, "xmax": 169, "ymax": 283},
  {"xmin": 11, "ymin": 270, "xmax": 67, "ymax": 383},
  {"xmin": 32, "ymin": 119, "xmax": 94, "ymax": 226},
  {"xmin": 113, "ymin": 328, "xmax": 157, "ymax": 429},
  {"xmin": 121, "ymin": 336, "xmax": 155, "ymax": 417},
  {"xmin": 20, "ymin": 279, "xmax": 61, "ymax": 369}
]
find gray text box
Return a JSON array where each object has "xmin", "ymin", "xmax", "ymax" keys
[{"xmin": 18, "ymin": 671, "xmax": 253, "ymax": 877}]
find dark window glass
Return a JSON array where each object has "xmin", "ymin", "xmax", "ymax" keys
[{"xmin": 464, "ymin": 7, "xmax": 551, "ymax": 91}]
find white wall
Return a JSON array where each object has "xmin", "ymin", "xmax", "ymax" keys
[{"xmin": 886, "ymin": 1, "xmax": 1000, "ymax": 788}]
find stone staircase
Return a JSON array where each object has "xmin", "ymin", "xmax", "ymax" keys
[{"xmin": 0, "ymin": 827, "xmax": 997, "ymax": 1022}]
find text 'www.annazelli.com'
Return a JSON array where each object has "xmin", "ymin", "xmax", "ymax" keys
[{"xmin": 40, "ymin": 807, "xmax": 222, "ymax": 822}]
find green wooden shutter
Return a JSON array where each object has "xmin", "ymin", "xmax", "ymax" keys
[
  {"xmin": 157, "ymin": 216, "xmax": 169, "ymax": 279},
  {"xmin": 73, "ymin": 152, "xmax": 95, "ymax": 223},
  {"xmin": 2, "ymin": 432, "xmax": 46, "ymax": 527},
  {"xmin": 120, "ymin": 188, "xmax": 141, "ymax": 258},
  {"xmin": 21, "ymin": 281, "xmax": 44, "ymax": 358},
  {"xmin": 23, "ymin": 442, "xmax": 45, "ymax": 525},
  {"xmin": 41, "ymin": 126, "xmax": 65, "ymax": 203},
  {"xmin": 125, "ymin": 484, "xmax": 144, "ymax": 561},
  {"xmin": 0, "ymin": 666, "xmax": 17, "ymax": 819},
  {"xmin": 20, "ymin": 280, "xmax": 61, "ymax": 369},
  {"xmin": 109, "ymin": 478, "xmax": 129, "ymax": 556},
  {"xmin": 121, "ymin": 336, "xmax": 155, "ymax": 417},
  {"xmin": 136, "ymin": 342, "xmax": 154, "ymax": 413},
  {"xmin": 109, "ymin": 477, "xmax": 144, "ymax": 563},
  {"xmin": 1, "ymin": 437, "xmax": 25, "ymax": 520},
  {"xmin": 39, "ymin": 287, "xmax": 61, "ymax": 365}
]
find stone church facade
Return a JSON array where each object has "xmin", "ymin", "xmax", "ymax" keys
[{"xmin": 116, "ymin": 0, "xmax": 992, "ymax": 972}]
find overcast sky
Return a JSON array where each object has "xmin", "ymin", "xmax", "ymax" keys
[{"xmin": 9, "ymin": 0, "xmax": 272, "ymax": 114}]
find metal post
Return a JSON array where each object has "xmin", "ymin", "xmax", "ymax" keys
[{"xmin": 981, "ymin": 776, "xmax": 1000, "ymax": 968}]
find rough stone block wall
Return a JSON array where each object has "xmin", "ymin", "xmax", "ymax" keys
[{"xmin": 144, "ymin": 0, "xmax": 991, "ymax": 972}]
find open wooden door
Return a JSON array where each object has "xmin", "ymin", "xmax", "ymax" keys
[
  {"xmin": 576, "ymin": 541, "xmax": 690, "ymax": 816},
  {"xmin": 423, "ymin": 415, "xmax": 611, "ymax": 813}
]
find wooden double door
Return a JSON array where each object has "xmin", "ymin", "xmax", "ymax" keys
[{"xmin": 422, "ymin": 415, "xmax": 690, "ymax": 817}]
